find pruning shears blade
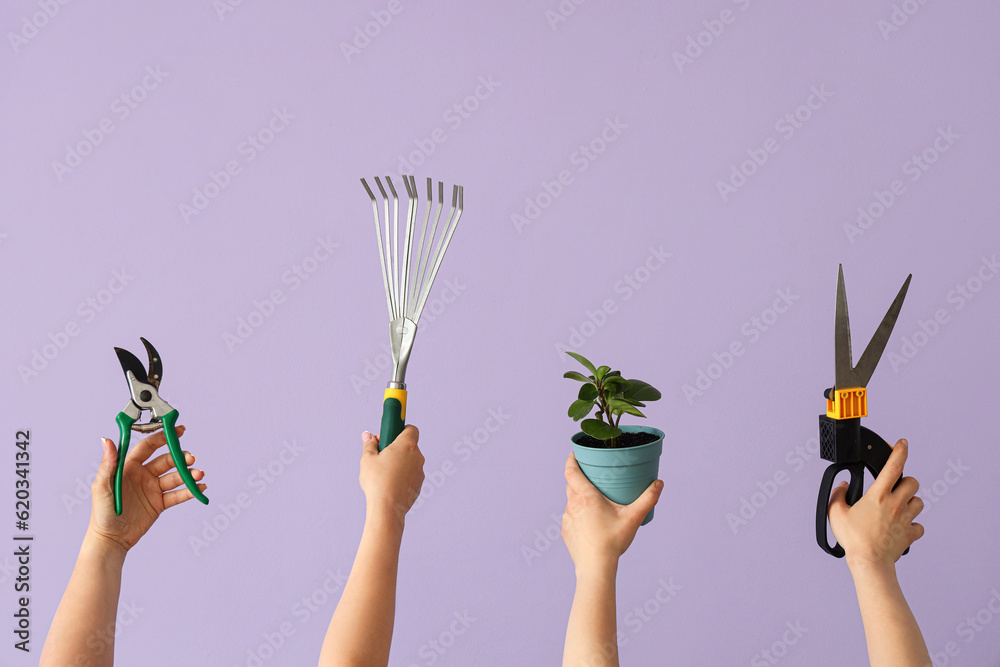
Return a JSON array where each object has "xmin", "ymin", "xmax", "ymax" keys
[
  {"xmin": 140, "ymin": 337, "xmax": 163, "ymax": 390},
  {"xmin": 115, "ymin": 347, "xmax": 148, "ymax": 386},
  {"xmin": 833, "ymin": 265, "xmax": 857, "ymax": 389},
  {"xmin": 853, "ymin": 274, "xmax": 912, "ymax": 388}
]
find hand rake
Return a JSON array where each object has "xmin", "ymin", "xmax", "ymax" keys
[{"xmin": 361, "ymin": 175, "xmax": 464, "ymax": 450}]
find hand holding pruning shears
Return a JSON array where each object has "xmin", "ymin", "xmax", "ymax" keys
[{"xmin": 89, "ymin": 428, "xmax": 207, "ymax": 555}]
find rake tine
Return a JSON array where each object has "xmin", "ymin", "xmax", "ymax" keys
[
  {"xmin": 362, "ymin": 178, "xmax": 394, "ymax": 319},
  {"xmin": 384, "ymin": 177, "xmax": 402, "ymax": 319},
  {"xmin": 414, "ymin": 181, "xmax": 445, "ymax": 313},
  {"xmin": 375, "ymin": 176, "xmax": 397, "ymax": 319},
  {"xmin": 408, "ymin": 177, "xmax": 433, "ymax": 315},
  {"xmin": 401, "ymin": 175, "xmax": 418, "ymax": 320},
  {"xmin": 415, "ymin": 184, "xmax": 463, "ymax": 321}
]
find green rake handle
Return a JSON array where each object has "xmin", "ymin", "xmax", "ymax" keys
[{"xmin": 379, "ymin": 388, "xmax": 407, "ymax": 452}]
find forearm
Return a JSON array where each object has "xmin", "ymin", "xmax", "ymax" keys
[
  {"xmin": 563, "ymin": 560, "xmax": 619, "ymax": 667},
  {"xmin": 850, "ymin": 561, "xmax": 931, "ymax": 667},
  {"xmin": 41, "ymin": 531, "xmax": 126, "ymax": 667},
  {"xmin": 319, "ymin": 504, "xmax": 405, "ymax": 667}
]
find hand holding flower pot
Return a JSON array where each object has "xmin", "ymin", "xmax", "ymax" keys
[{"xmin": 564, "ymin": 351, "xmax": 664, "ymax": 525}]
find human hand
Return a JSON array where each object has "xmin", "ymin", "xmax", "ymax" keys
[
  {"xmin": 828, "ymin": 439, "xmax": 924, "ymax": 572},
  {"xmin": 359, "ymin": 426, "xmax": 425, "ymax": 526},
  {"xmin": 561, "ymin": 453, "xmax": 663, "ymax": 576},
  {"xmin": 88, "ymin": 427, "xmax": 207, "ymax": 557}
]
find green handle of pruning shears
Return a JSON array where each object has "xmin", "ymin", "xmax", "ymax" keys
[
  {"xmin": 161, "ymin": 410, "xmax": 209, "ymax": 506},
  {"xmin": 379, "ymin": 389, "xmax": 407, "ymax": 452},
  {"xmin": 114, "ymin": 412, "xmax": 136, "ymax": 516}
]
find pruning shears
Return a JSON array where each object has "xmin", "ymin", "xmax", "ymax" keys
[
  {"xmin": 816, "ymin": 266, "xmax": 911, "ymax": 557},
  {"xmin": 113, "ymin": 338, "xmax": 209, "ymax": 515}
]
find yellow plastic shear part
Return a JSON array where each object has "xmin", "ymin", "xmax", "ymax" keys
[{"xmin": 826, "ymin": 387, "xmax": 867, "ymax": 420}]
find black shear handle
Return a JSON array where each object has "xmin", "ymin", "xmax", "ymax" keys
[{"xmin": 816, "ymin": 426, "xmax": 908, "ymax": 558}]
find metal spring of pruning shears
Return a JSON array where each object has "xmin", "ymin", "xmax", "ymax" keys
[
  {"xmin": 816, "ymin": 266, "xmax": 911, "ymax": 557},
  {"xmin": 361, "ymin": 175, "xmax": 464, "ymax": 450},
  {"xmin": 113, "ymin": 338, "xmax": 209, "ymax": 515}
]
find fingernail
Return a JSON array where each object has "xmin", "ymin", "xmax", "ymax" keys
[
  {"xmin": 362, "ymin": 431, "xmax": 373, "ymax": 441},
  {"xmin": 900, "ymin": 439, "xmax": 908, "ymax": 446},
  {"xmin": 655, "ymin": 480, "xmax": 664, "ymax": 491}
]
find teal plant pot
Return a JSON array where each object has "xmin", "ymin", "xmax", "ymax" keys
[{"xmin": 572, "ymin": 425, "xmax": 664, "ymax": 526}]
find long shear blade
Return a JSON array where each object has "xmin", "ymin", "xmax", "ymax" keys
[
  {"xmin": 834, "ymin": 265, "xmax": 857, "ymax": 389},
  {"xmin": 853, "ymin": 274, "xmax": 911, "ymax": 388}
]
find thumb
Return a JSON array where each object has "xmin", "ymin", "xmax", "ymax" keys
[
  {"xmin": 827, "ymin": 480, "xmax": 849, "ymax": 524},
  {"xmin": 871, "ymin": 438, "xmax": 908, "ymax": 497},
  {"xmin": 93, "ymin": 438, "xmax": 117, "ymax": 497},
  {"xmin": 361, "ymin": 431, "xmax": 379, "ymax": 457},
  {"xmin": 628, "ymin": 479, "xmax": 664, "ymax": 521}
]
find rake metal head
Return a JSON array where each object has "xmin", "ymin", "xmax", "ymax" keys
[{"xmin": 361, "ymin": 175, "xmax": 464, "ymax": 384}]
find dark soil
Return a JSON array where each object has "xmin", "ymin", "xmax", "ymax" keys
[{"xmin": 575, "ymin": 431, "xmax": 660, "ymax": 449}]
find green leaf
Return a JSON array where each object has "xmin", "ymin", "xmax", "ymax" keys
[
  {"xmin": 563, "ymin": 371, "xmax": 591, "ymax": 383},
  {"xmin": 565, "ymin": 351, "xmax": 598, "ymax": 376},
  {"xmin": 618, "ymin": 397, "xmax": 646, "ymax": 407},
  {"xmin": 624, "ymin": 380, "xmax": 662, "ymax": 402},
  {"xmin": 604, "ymin": 370, "xmax": 621, "ymax": 378},
  {"xmin": 603, "ymin": 376, "xmax": 632, "ymax": 397},
  {"xmin": 595, "ymin": 365, "xmax": 610, "ymax": 381},
  {"xmin": 581, "ymin": 419, "xmax": 623, "ymax": 441},
  {"xmin": 578, "ymin": 383, "xmax": 598, "ymax": 401},
  {"xmin": 608, "ymin": 398, "xmax": 646, "ymax": 418},
  {"xmin": 568, "ymin": 399, "xmax": 595, "ymax": 421}
]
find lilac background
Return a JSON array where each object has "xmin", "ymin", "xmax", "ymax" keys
[{"xmin": 2, "ymin": 1, "xmax": 998, "ymax": 665}]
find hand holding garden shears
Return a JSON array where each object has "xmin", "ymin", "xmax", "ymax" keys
[
  {"xmin": 113, "ymin": 338, "xmax": 209, "ymax": 515},
  {"xmin": 816, "ymin": 266, "xmax": 911, "ymax": 558}
]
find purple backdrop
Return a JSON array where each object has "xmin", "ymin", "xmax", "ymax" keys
[{"xmin": 2, "ymin": 1, "xmax": 998, "ymax": 665}]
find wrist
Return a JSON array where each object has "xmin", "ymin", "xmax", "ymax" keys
[
  {"xmin": 365, "ymin": 500, "xmax": 407, "ymax": 535},
  {"xmin": 82, "ymin": 528, "xmax": 128, "ymax": 567},
  {"xmin": 574, "ymin": 555, "xmax": 619, "ymax": 582},
  {"xmin": 847, "ymin": 557, "xmax": 897, "ymax": 584}
]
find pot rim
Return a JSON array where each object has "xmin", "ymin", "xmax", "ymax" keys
[{"xmin": 570, "ymin": 424, "xmax": 664, "ymax": 449}]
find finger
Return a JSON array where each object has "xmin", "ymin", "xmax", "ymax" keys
[
  {"xmin": 145, "ymin": 450, "xmax": 195, "ymax": 477},
  {"xmin": 827, "ymin": 481, "xmax": 850, "ymax": 524},
  {"xmin": 129, "ymin": 425, "xmax": 187, "ymax": 464},
  {"xmin": 92, "ymin": 438, "xmax": 117, "ymax": 496},
  {"xmin": 905, "ymin": 495, "xmax": 924, "ymax": 521},
  {"xmin": 158, "ymin": 468, "xmax": 205, "ymax": 492},
  {"xmin": 563, "ymin": 453, "xmax": 591, "ymax": 489},
  {"xmin": 871, "ymin": 438, "xmax": 908, "ymax": 497},
  {"xmin": 909, "ymin": 522, "xmax": 925, "ymax": 544},
  {"xmin": 163, "ymin": 482, "xmax": 207, "ymax": 509},
  {"xmin": 894, "ymin": 476, "xmax": 919, "ymax": 501},
  {"xmin": 361, "ymin": 431, "xmax": 379, "ymax": 457},
  {"xmin": 628, "ymin": 480, "xmax": 664, "ymax": 522},
  {"xmin": 391, "ymin": 424, "xmax": 420, "ymax": 449}
]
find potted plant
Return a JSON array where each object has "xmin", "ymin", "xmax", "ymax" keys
[{"xmin": 564, "ymin": 351, "xmax": 664, "ymax": 525}]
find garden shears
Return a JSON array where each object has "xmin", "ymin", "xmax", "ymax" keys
[
  {"xmin": 113, "ymin": 338, "xmax": 209, "ymax": 515},
  {"xmin": 816, "ymin": 266, "xmax": 911, "ymax": 557}
]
